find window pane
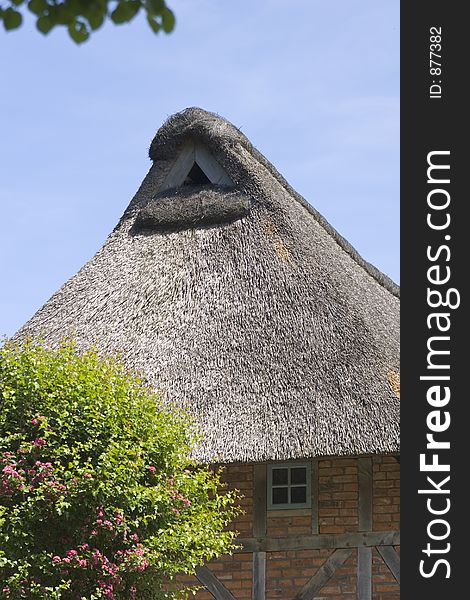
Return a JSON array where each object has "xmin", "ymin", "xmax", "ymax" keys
[
  {"xmin": 272, "ymin": 487, "xmax": 288, "ymax": 504},
  {"xmin": 291, "ymin": 467, "xmax": 307, "ymax": 485},
  {"xmin": 290, "ymin": 486, "xmax": 307, "ymax": 504},
  {"xmin": 272, "ymin": 468, "xmax": 288, "ymax": 486}
]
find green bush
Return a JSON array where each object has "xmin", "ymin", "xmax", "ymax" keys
[{"xmin": 0, "ymin": 340, "xmax": 240, "ymax": 599}]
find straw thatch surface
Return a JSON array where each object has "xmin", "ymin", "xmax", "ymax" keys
[
  {"xmin": 134, "ymin": 186, "xmax": 250, "ymax": 232},
  {"xmin": 15, "ymin": 108, "xmax": 399, "ymax": 464}
]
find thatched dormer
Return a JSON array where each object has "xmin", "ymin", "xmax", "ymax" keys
[{"xmin": 16, "ymin": 108, "xmax": 400, "ymax": 599}]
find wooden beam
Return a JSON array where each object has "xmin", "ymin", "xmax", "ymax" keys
[
  {"xmin": 357, "ymin": 547, "xmax": 372, "ymax": 600},
  {"xmin": 195, "ymin": 566, "xmax": 237, "ymax": 600},
  {"xmin": 195, "ymin": 143, "xmax": 233, "ymax": 186},
  {"xmin": 377, "ymin": 546, "xmax": 401, "ymax": 583},
  {"xmin": 253, "ymin": 464, "xmax": 267, "ymax": 538},
  {"xmin": 160, "ymin": 142, "xmax": 195, "ymax": 191},
  {"xmin": 293, "ymin": 548, "xmax": 352, "ymax": 600},
  {"xmin": 252, "ymin": 551, "xmax": 266, "ymax": 600},
  {"xmin": 358, "ymin": 457, "xmax": 373, "ymax": 532},
  {"xmin": 159, "ymin": 142, "xmax": 233, "ymax": 192},
  {"xmin": 237, "ymin": 530, "xmax": 400, "ymax": 553},
  {"xmin": 311, "ymin": 459, "xmax": 319, "ymax": 535}
]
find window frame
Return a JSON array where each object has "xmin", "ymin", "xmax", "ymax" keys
[{"xmin": 267, "ymin": 462, "xmax": 312, "ymax": 510}]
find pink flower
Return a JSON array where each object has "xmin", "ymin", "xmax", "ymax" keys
[
  {"xmin": 32, "ymin": 438, "xmax": 46, "ymax": 447},
  {"xmin": 2, "ymin": 465, "xmax": 18, "ymax": 476},
  {"xmin": 31, "ymin": 418, "xmax": 39, "ymax": 425},
  {"xmin": 130, "ymin": 533, "xmax": 139, "ymax": 542},
  {"xmin": 52, "ymin": 556, "xmax": 61, "ymax": 563},
  {"xmin": 137, "ymin": 559, "xmax": 149, "ymax": 571},
  {"xmin": 147, "ymin": 466, "xmax": 156, "ymax": 473},
  {"xmin": 66, "ymin": 549, "xmax": 77, "ymax": 557},
  {"xmin": 80, "ymin": 543, "xmax": 89, "ymax": 550},
  {"xmin": 77, "ymin": 559, "xmax": 87, "ymax": 568},
  {"xmin": 63, "ymin": 557, "xmax": 71, "ymax": 564}
]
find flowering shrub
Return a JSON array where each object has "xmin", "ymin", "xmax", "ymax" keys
[{"xmin": 0, "ymin": 341, "xmax": 240, "ymax": 599}]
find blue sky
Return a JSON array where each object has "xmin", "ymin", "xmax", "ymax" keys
[{"xmin": 0, "ymin": 0, "xmax": 399, "ymax": 338}]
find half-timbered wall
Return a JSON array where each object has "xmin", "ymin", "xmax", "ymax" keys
[{"xmin": 177, "ymin": 456, "xmax": 400, "ymax": 600}]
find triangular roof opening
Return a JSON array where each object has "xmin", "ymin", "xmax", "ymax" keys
[
  {"xmin": 184, "ymin": 162, "xmax": 211, "ymax": 185},
  {"xmin": 159, "ymin": 141, "xmax": 233, "ymax": 192}
]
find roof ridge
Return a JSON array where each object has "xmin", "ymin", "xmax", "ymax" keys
[{"xmin": 247, "ymin": 145, "xmax": 400, "ymax": 299}]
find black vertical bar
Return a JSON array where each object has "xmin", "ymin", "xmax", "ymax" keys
[{"xmin": 401, "ymin": 2, "xmax": 466, "ymax": 598}]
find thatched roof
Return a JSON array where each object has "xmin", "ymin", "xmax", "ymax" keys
[{"xmin": 15, "ymin": 108, "xmax": 399, "ymax": 464}]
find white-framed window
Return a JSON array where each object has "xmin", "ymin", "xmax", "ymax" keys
[{"xmin": 267, "ymin": 462, "xmax": 311, "ymax": 509}]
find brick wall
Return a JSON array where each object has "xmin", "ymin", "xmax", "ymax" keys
[
  {"xmin": 318, "ymin": 458, "xmax": 359, "ymax": 534},
  {"xmin": 372, "ymin": 456, "xmax": 400, "ymax": 532},
  {"xmin": 177, "ymin": 457, "xmax": 400, "ymax": 599},
  {"xmin": 266, "ymin": 549, "xmax": 333, "ymax": 598},
  {"xmin": 371, "ymin": 456, "xmax": 400, "ymax": 600}
]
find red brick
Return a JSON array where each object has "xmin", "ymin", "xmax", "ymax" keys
[
  {"xmin": 375, "ymin": 583, "xmax": 400, "ymax": 592},
  {"xmin": 319, "ymin": 508, "xmax": 340, "ymax": 516},
  {"xmin": 332, "ymin": 491, "xmax": 357, "ymax": 499},
  {"xmin": 319, "ymin": 467, "xmax": 344, "ymax": 476}
]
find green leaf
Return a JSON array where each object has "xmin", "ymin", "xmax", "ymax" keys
[
  {"xmin": 146, "ymin": 13, "xmax": 160, "ymax": 33},
  {"xmin": 147, "ymin": 0, "xmax": 164, "ymax": 15},
  {"xmin": 111, "ymin": 1, "xmax": 140, "ymax": 24},
  {"xmin": 48, "ymin": 4, "xmax": 75, "ymax": 25},
  {"xmin": 28, "ymin": 0, "xmax": 47, "ymax": 16},
  {"xmin": 11, "ymin": 0, "xmax": 25, "ymax": 7},
  {"xmin": 90, "ymin": 0, "xmax": 108, "ymax": 13},
  {"xmin": 3, "ymin": 7, "xmax": 23, "ymax": 30},
  {"xmin": 127, "ymin": 0, "xmax": 141, "ymax": 20},
  {"xmin": 66, "ymin": 0, "xmax": 83, "ymax": 14},
  {"xmin": 36, "ymin": 15, "xmax": 54, "ymax": 33},
  {"xmin": 86, "ymin": 10, "xmax": 105, "ymax": 31},
  {"xmin": 67, "ymin": 18, "xmax": 89, "ymax": 43},
  {"xmin": 160, "ymin": 6, "xmax": 174, "ymax": 32}
]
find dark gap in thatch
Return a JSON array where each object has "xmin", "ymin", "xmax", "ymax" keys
[{"xmin": 184, "ymin": 162, "xmax": 211, "ymax": 185}]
